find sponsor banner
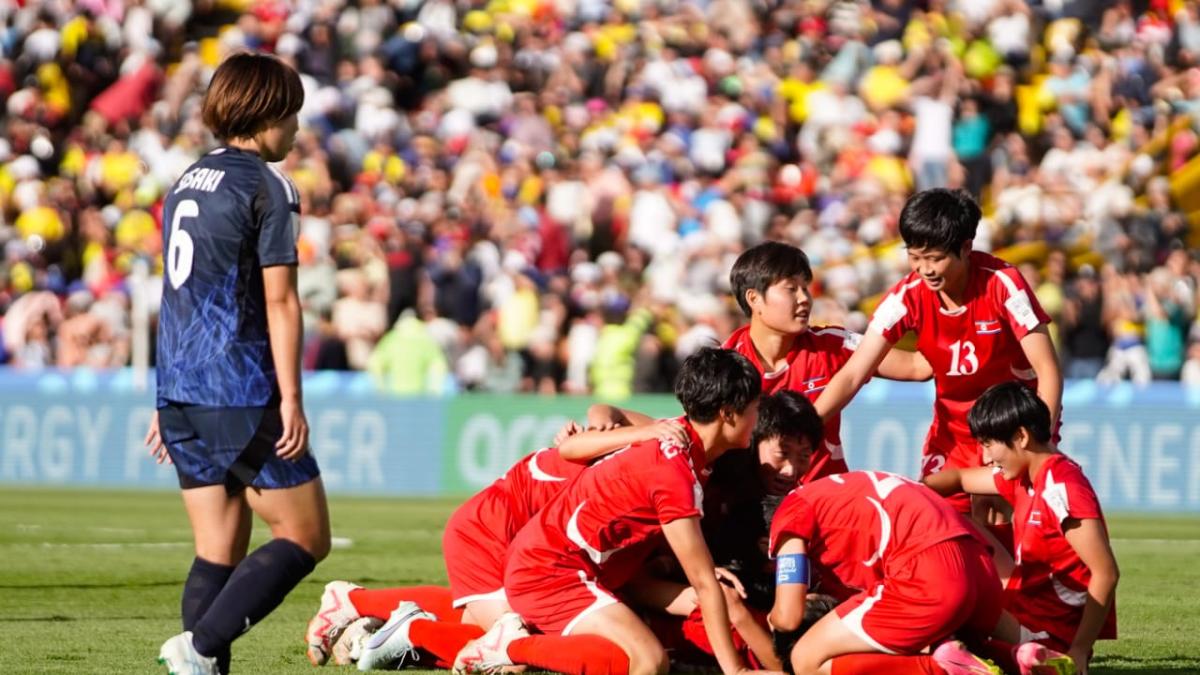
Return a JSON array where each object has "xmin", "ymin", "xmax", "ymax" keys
[
  {"xmin": 0, "ymin": 370, "xmax": 1198, "ymax": 511},
  {"xmin": 0, "ymin": 370, "xmax": 444, "ymax": 495}
]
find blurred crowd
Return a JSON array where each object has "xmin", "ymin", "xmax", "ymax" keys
[{"xmin": 2, "ymin": 0, "xmax": 1200, "ymax": 394}]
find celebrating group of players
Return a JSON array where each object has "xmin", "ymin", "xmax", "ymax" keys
[
  {"xmin": 148, "ymin": 54, "xmax": 1116, "ymax": 675},
  {"xmin": 301, "ymin": 190, "xmax": 1119, "ymax": 675}
]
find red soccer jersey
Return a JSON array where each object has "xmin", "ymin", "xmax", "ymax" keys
[
  {"xmin": 496, "ymin": 446, "xmax": 588, "ymax": 528},
  {"xmin": 506, "ymin": 416, "xmax": 709, "ymax": 591},
  {"xmin": 993, "ymin": 454, "xmax": 1117, "ymax": 645},
  {"xmin": 724, "ymin": 324, "xmax": 858, "ymax": 482},
  {"xmin": 868, "ymin": 251, "xmax": 1050, "ymax": 465},
  {"xmin": 768, "ymin": 471, "xmax": 977, "ymax": 597}
]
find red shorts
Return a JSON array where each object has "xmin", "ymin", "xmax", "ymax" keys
[
  {"xmin": 442, "ymin": 487, "xmax": 513, "ymax": 608},
  {"xmin": 505, "ymin": 560, "xmax": 618, "ymax": 635},
  {"xmin": 834, "ymin": 536, "xmax": 1003, "ymax": 654}
]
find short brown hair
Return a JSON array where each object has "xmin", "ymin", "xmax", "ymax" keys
[{"xmin": 202, "ymin": 53, "xmax": 303, "ymax": 140}]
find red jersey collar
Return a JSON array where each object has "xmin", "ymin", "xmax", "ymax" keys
[
  {"xmin": 726, "ymin": 324, "xmax": 806, "ymax": 378},
  {"xmin": 675, "ymin": 415, "xmax": 711, "ymax": 478}
]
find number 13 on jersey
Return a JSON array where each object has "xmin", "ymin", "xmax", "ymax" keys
[{"xmin": 947, "ymin": 339, "xmax": 978, "ymax": 376}]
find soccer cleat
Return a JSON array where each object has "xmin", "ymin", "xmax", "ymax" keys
[
  {"xmin": 932, "ymin": 640, "xmax": 1004, "ymax": 675},
  {"xmin": 157, "ymin": 631, "xmax": 219, "ymax": 675},
  {"xmin": 306, "ymin": 580, "xmax": 363, "ymax": 666},
  {"xmin": 451, "ymin": 612, "xmax": 529, "ymax": 674},
  {"xmin": 1016, "ymin": 642, "xmax": 1078, "ymax": 675},
  {"xmin": 332, "ymin": 616, "xmax": 384, "ymax": 665},
  {"xmin": 357, "ymin": 601, "xmax": 437, "ymax": 671}
]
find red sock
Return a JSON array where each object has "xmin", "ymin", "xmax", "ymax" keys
[
  {"xmin": 408, "ymin": 619, "xmax": 485, "ymax": 669},
  {"xmin": 831, "ymin": 654, "xmax": 944, "ymax": 675},
  {"xmin": 348, "ymin": 585, "xmax": 462, "ymax": 621},
  {"xmin": 977, "ymin": 639, "xmax": 1019, "ymax": 674},
  {"xmin": 507, "ymin": 635, "xmax": 630, "ymax": 675}
]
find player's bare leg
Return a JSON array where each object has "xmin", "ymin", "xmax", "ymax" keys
[
  {"xmin": 621, "ymin": 576, "xmax": 698, "ymax": 616},
  {"xmin": 177, "ymin": 478, "xmax": 330, "ymax": 670},
  {"xmin": 788, "ymin": 610, "xmax": 879, "ymax": 675},
  {"xmin": 461, "ymin": 598, "xmax": 510, "ymax": 630},
  {"xmin": 180, "ymin": 486, "xmax": 252, "ymax": 565},
  {"xmin": 567, "ymin": 602, "xmax": 669, "ymax": 675},
  {"xmin": 244, "ymin": 477, "xmax": 331, "ymax": 559}
]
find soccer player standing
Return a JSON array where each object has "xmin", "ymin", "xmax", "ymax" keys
[
  {"xmin": 146, "ymin": 53, "xmax": 330, "ymax": 675},
  {"xmin": 814, "ymin": 189, "xmax": 1062, "ymax": 516}
]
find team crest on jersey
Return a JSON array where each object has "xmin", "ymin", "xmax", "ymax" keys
[
  {"xmin": 975, "ymin": 319, "xmax": 1002, "ymax": 335},
  {"xmin": 1028, "ymin": 509, "xmax": 1043, "ymax": 527},
  {"xmin": 803, "ymin": 376, "xmax": 827, "ymax": 393}
]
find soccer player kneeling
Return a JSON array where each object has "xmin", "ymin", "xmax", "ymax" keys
[
  {"xmin": 925, "ymin": 382, "xmax": 1118, "ymax": 675},
  {"xmin": 456, "ymin": 347, "xmax": 768, "ymax": 675},
  {"xmin": 767, "ymin": 470, "xmax": 1006, "ymax": 675}
]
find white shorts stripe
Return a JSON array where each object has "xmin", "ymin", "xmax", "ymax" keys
[
  {"xmin": 561, "ymin": 571, "xmax": 618, "ymax": 636},
  {"xmin": 838, "ymin": 584, "xmax": 898, "ymax": 655},
  {"xmin": 451, "ymin": 588, "xmax": 507, "ymax": 609}
]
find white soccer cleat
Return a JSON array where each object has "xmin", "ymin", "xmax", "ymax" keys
[
  {"xmin": 357, "ymin": 601, "xmax": 437, "ymax": 671},
  {"xmin": 305, "ymin": 580, "xmax": 362, "ymax": 666},
  {"xmin": 932, "ymin": 640, "xmax": 1003, "ymax": 675},
  {"xmin": 332, "ymin": 616, "xmax": 384, "ymax": 665},
  {"xmin": 157, "ymin": 631, "xmax": 218, "ymax": 675},
  {"xmin": 451, "ymin": 612, "xmax": 529, "ymax": 674}
]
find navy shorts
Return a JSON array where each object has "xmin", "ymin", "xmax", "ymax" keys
[{"xmin": 158, "ymin": 401, "xmax": 320, "ymax": 494}]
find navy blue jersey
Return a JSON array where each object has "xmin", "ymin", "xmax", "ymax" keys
[{"xmin": 157, "ymin": 146, "xmax": 300, "ymax": 407}]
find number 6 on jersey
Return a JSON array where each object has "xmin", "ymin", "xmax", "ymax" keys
[{"xmin": 167, "ymin": 199, "xmax": 199, "ymax": 289}]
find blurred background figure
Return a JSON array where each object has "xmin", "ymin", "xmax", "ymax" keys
[{"xmin": 0, "ymin": 0, "xmax": 1198, "ymax": 394}]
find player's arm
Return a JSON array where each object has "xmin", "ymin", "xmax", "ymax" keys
[
  {"xmin": 1062, "ymin": 517, "xmax": 1119, "ymax": 672},
  {"xmin": 766, "ymin": 535, "xmax": 809, "ymax": 632},
  {"xmin": 814, "ymin": 330, "xmax": 894, "ymax": 421},
  {"xmin": 921, "ymin": 466, "xmax": 1000, "ymax": 497},
  {"xmin": 586, "ymin": 403, "xmax": 657, "ymax": 428},
  {"xmin": 661, "ymin": 516, "xmax": 749, "ymax": 675},
  {"xmin": 1019, "ymin": 326, "xmax": 1063, "ymax": 432},
  {"xmin": 875, "ymin": 347, "xmax": 934, "ymax": 382},
  {"xmin": 264, "ymin": 264, "xmax": 308, "ymax": 460},
  {"xmin": 557, "ymin": 417, "xmax": 687, "ymax": 462}
]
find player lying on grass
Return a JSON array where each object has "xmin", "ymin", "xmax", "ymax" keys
[
  {"xmin": 814, "ymin": 188, "xmax": 1062, "ymax": 521},
  {"xmin": 449, "ymin": 347, "xmax": 770, "ymax": 675},
  {"xmin": 304, "ymin": 408, "xmax": 689, "ymax": 667},
  {"xmin": 724, "ymin": 241, "xmax": 932, "ymax": 485},
  {"xmin": 923, "ymin": 382, "xmax": 1118, "ymax": 675}
]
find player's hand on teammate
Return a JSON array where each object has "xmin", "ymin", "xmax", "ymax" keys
[
  {"xmin": 276, "ymin": 397, "xmax": 310, "ymax": 461},
  {"xmin": 553, "ymin": 420, "xmax": 583, "ymax": 446},
  {"xmin": 648, "ymin": 418, "xmax": 688, "ymax": 446},
  {"xmin": 715, "ymin": 567, "xmax": 747, "ymax": 599}
]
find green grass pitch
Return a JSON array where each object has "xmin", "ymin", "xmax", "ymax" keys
[{"xmin": 0, "ymin": 488, "xmax": 1197, "ymax": 674}]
